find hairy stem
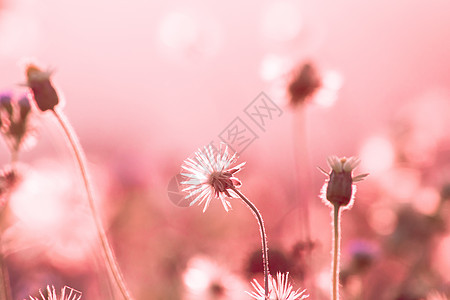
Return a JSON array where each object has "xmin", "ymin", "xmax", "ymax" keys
[
  {"xmin": 232, "ymin": 187, "xmax": 269, "ymax": 299},
  {"xmin": 332, "ymin": 204, "xmax": 341, "ymax": 300},
  {"xmin": 52, "ymin": 109, "xmax": 132, "ymax": 300}
]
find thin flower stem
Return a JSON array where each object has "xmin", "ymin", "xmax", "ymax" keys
[
  {"xmin": 332, "ymin": 204, "xmax": 341, "ymax": 300},
  {"xmin": 231, "ymin": 187, "xmax": 269, "ymax": 300},
  {"xmin": 52, "ymin": 108, "xmax": 133, "ymax": 300},
  {"xmin": 0, "ymin": 254, "xmax": 11, "ymax": 300},
  {"xmin": 0, "ymin": 153, "xmax": 18, "ymax": 300},
  {"xmin": 292, "ymin": 104, "xmax": 312, "ymax": 242},
  {"xmin": 10, "ymin": 150, "xmax": 18, "ymax": 171}
]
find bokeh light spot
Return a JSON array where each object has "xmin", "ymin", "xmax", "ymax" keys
[
  {"xmin": 259, "ymin": 54, "xmax": 289, "ymax": 81},
  {"xmin": 313, "ymin": 70, "xmax": 343, "ymax": 107},
  {"xmin": 159, "ymin": 12, "xmax": 199, "ymax": 51},
  {"xmin": 379, "ymin": 168, "xmax": 421, "ymax": 202},
  {"xmin": 10, "ymin": 165, "xmax": 70, "ymax": 230},
  {"xmin": 360, "ymin": 136, "xmax": 395, "ymax": 174},
  {"xmin": 260, "ymin": 1, "xmax": 303, "ymax": 42},
  {"xmin": 411, "ymin": 187, "xmax": 440, "ymax": 216},
  {"xmin": 368, "ymin": 205, "xmax": 397, "ymax": 235},
  {"xmin": 0, "ymin": 8, "xmax": 39, "ymax": 57},
  {"xmin": 183, "ymin": 267, "xmax": 209, "ymax": 292},
  {"xmin": 158, "ymin": 10, "xmax": 222, "ymax": 59}
]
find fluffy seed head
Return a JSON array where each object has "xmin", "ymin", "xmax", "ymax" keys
[
  {"xmin": 28, "ymin": 285, "xmax": 82, "ymax": 300},
  {"xmin": 181, "ymin": 143, "xmax": 245, "ymax": 212},
  {"xmin": 247, "ymin": 272, "xmax": 309, "ymax": 300}
]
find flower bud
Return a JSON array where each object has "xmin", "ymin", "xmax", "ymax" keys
[
  {"xmin": 18, "ymin": 95, "xmax": 31, "ymax": 121},
  {"xmin": 326, "ymin": 169, "xmax": 353, "ymax": 206},
  {"xmin": 26, "ymin": 64, "xmax": 59, "ymax": 111},
  {"xmin": 320, "ymin": 156, "xmax": 368, "ymax": 208},
  {"xmin": 0, "ymin": 94, "xmax": 13, "ymax": 116}
]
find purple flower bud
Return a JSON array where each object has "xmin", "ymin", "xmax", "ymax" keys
[
  {"xmin": 0, "ymin": 94, "xmax": 13, "ymax": 115},
  {"xmin": 18, "ymin": 95, "xmax": 31, "ymax": 121}
]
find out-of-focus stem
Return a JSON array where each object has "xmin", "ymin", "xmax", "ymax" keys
[
  {"xmin": 231, "ymin": 187, "xmax": 269, "ymax": 300},
  {"xmin": 0, "ymin": 152, "xmax": 18, "ymax": 300},
  {"xmin": 52, "ymin": 108, "xmax": 133, "ymax": 300},
  {"xmin": 10, "ymin": 150, "xmax": 18, "ymax": 171},
  {"xmin": 292, "ymin": 104, "xmax": 312, "ymax": 242},
  {"xmin": 0, "ymin": 253, "xmax": 11, "ymax": 300},
  {"xmin": 332, "ymin": 204, "xmax": 341, "ymax": 300}
]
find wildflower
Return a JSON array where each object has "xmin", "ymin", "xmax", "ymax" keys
[
  {"xmin": 288, "ymin": 62, "xmax": 321, "ymax": 107},
  {"xmin": 0, "ymin": 93, "xmax": 36, "ymax": 155},
  {"xmin": 319, "ymin": 156, "xmax": 368, "ymax": 300},
  {"xmin": 181, "ymin": 143, "xmax": 245, "ymax": 212},
  {"xmin": 28, "ymin": 285, "xmax": 82, "ymax": 300},
  {"xmin": 319, "ymin": 156, "xmax": 368, "ymax": 208},
  {"xmin": 25, "ymin": 64, "xmax": 59, "ymax": 111},
  {"xmin": 248, "ymin": 272, "xmax": 308, "ymax": 300},
  {"xmin": 21, "ymin": 63, "xmax": 133, "ymax": 300}
]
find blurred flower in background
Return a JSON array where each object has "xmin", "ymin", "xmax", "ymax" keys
[
  {"xmin": 182, "ymin": 255, "xmax": 247, "ymax": 300},
  {"xmin": 0, "ymin": 0, "xmax": 449, "ymax": 299}
]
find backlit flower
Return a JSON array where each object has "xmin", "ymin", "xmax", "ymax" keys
[
  {"xmin": 28, "ymin": 285, "xmax": 82, "ymax": 300},
  {"xmin": 319, "ymin": 156, "xmax": 368, "ymax": 208},
  {"xmin": 181, "ymin": 143, "xmax": 245, "ymax": 212},
  {"xmin": 25, "ymin": 64, "xmax": 59, "ymax": 111},
  {"xmin": 248, "ymin": 272, "xmax": 308, "ymax": 300}
]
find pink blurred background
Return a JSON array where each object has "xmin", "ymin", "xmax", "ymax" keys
[{"xmin": 1, "ymin": 0, "xmax": 450, "ymax": 299}]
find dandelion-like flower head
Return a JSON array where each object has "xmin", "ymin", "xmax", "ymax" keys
[
  {"xmin": 28, "ymin": 285, "xmax": 82, "ymax": 300},
  {"xmin": 248, "ymin": 272, "xmax": 308, "ymax": 300},
  {"xmin": 319, "ymin": 156, "xmax": 368, "ymax": 208},
  {"xmin": 181, "ymin": 143, "xmax": 245, "ymax": 212}
]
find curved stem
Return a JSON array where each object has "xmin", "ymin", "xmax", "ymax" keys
[
  {"xmin": 231, "ymin": 187, "xmax": 269, "ymax": 299},
  {"xmin": 332, "ymin": 204, "xmax": 341, "ymax": 300},
  {"xmin": 52, "ymin": 108, "xmax": 133, "ymax": 300}
]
